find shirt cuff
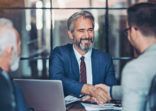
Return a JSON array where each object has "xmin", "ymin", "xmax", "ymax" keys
[{"xmin": 109, "ymin": 86, "xmax": 112, "ymax": 98}]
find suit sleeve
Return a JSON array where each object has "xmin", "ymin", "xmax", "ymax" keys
[
  {"xmin": 112, "ymin": 85, "xmax": 122, "ymax": 100},
  {"xmin": 49, "ymin": 48, "xmax": 83, "ymax": 97}
]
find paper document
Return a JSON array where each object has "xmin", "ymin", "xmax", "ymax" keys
[
  {"xmin": 65, "ymin": 95, "xmax": 80, "ymax": 105},
  {"xmin": 81, "ymin": 102, "xmax": 122, "ymax": 111}
]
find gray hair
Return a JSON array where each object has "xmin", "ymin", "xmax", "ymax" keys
[
  {"xmin": 0, "ymin": 18, "xmax": 17, "ymax": 54},
  {"xmin": 0, "ymin": 18, "xmax": 13, "ymax": 27},
  {"xmin": 67, "ymin": 11, "xmax": 94, "ymax": 32}
]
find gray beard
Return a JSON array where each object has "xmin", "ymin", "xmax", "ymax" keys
[
  {"xmin": 79, "ymin": 38, "xmax": 94, "ymax": 52},
  {"xmin": 79, "ymin": 43, "xmax": 93, "ymax": 52}
]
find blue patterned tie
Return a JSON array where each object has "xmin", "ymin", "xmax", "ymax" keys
[{"xmin": 80, "ymin": 56, "xmax": 87, "ymax": 83}]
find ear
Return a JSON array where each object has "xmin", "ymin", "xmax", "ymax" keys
[
  {"xmin": 5, "ymin": 46, "xmax": 13, "ymax": 55},
  {"xmin": 68, "ymin": 31, "xmax": 73, "ymax": 40},
  {"xmin": 130, "ymin": 27, "xmax": 138, "ymax": 39}
]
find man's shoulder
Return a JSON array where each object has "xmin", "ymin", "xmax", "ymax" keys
[
  {"xmin": 51, "ymin": 44, "xmax": 73, "ymax": 59},
  {"xmin": 0, "ymin": 71, "xmax": 4, "ymax": 81},
  {"xmin": 92, "ymin": 48, "xmax": 112, "ymax": 59},
  {"xmin": 53, "ymin": 44, "xmax": 72, "ymax": 51},
  {"xmin": 0, "ymin": 69, "xmax": 6, "ymax": 80},
  {"xmin": 0, "ymin": 69, "xmax": 10, "ymax": 89},
  {"xmin": 122, "ymin": 58, "xmax": 138, "ymax": 71},
  {"xmin": 121, "ymin": 57, "xmax": 144, "ymax": 80},
  {"xmin": 124, "ymin": 51, "xmax": 156, "ymax": 70},
  {"xmin": 52, "ymin": 44, "xmax": 72, "ymax": 54}
]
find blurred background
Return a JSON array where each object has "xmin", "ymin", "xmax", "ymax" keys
[{"xmin": 0, "ymin": 0, "xmax": 155, "ymax": 83}]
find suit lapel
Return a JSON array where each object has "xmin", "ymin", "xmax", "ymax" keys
[{"xmin": 70, "ymin": 45, "xmax": 79, "ymax": 80}]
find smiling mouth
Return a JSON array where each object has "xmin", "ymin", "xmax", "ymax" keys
[{"xmin": 80, "ymin": 38, "xmax": 94, "ymax": 43}]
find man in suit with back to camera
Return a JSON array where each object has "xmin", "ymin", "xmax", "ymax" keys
[
  {"xmin": 49, "ymin": 11, "xmax": 117, "ymax": 104},
  {"xmin": 0, "ymin": 18, "xmax": 27, "ymax": 111},
  {"xmin": 95, "ymin": 2, "xmax": 156, "ymax": 111}
]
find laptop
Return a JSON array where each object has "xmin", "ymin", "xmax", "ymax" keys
[{"xmin": 14, "ymin": 79, "xmax": 66, "ymax": 111}]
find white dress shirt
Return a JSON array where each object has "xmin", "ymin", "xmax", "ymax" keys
[{"xmin": 73, "ymin": 45, "xmax": 93, "ymax": 84}]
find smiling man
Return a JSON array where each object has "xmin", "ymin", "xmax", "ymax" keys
[{"xmin": 49, "ymin": 11, "xmax": 117, "ymax": 104}]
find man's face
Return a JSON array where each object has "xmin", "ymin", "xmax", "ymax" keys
[
  {"xmin": 69, "ymin": 17, "xmax": 94, "ymax": 52},
  {"xmin": 126, "ymin": 25, "xmax": 140, "ymax": 53}
]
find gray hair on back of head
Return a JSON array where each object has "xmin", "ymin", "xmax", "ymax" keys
[
  {"xmin": 0, "ymin": 18, "xmax": 17, "ymax": 54},
  {"xmin": 0, "ymin": 18, "xmax": 13, "ymax": 27}
]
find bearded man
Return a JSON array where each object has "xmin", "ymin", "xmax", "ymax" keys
[{"xmin": 49, "ymin": 11, "xmax": 117, "ymax": 104}]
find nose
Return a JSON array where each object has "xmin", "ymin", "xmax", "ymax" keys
[{"xmin": 84, "ymin": 30, "xmax": 90, "ymax": 38}]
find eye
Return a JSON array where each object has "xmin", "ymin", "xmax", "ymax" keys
[
  {"xmin": 78, "ymin": 29, "xmax": 85, "ymax": 33},
  {"xmin": 88, "ymin": 28, "xmax": 93, "ymax": 32}
]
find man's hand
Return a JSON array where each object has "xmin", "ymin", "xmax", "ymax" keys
[
  {"xmin": 90, "ymin": 87, "xmax": 111, "ymax": 104},
  {"xmin": 81, "ymin": 84, "xmax": 94, "ymax": 95},
  {"xmin": 95, "ymin": 84, "xmax": 110, "ymax": 93},
  {"xmin": 81, "ymin": 84, "xmax": 111, "ymax": 104},
  {"xmin": 81, "ymin": 95, "xmax": 97, "ymax": 103}
]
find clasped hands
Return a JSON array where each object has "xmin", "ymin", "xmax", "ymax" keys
[{"xmin": 81, "ymin": 84, "xmax": 111, "ymax": 104}]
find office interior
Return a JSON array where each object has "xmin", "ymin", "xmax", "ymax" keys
[{"xmin": 0, "ymin": 0, "xmax": 155, "ymax": 84}]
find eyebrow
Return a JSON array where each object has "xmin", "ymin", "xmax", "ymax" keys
[{"xmin": 77, "ymin": 27, "xmax": 93, "ymax": 31}]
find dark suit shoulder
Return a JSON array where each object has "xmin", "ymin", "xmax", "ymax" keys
[
  {"xmin": 0, "ymin": 70, "xmax": 12, "ymax": 92},
  {"xmin": 0, "ymin": 71, "xmax": 14, "ymax": 111},
  {"xmin": 0, "ymin": 71, "xmax": 7, "ymax": 82},
  {"xmin": 52, "ymin": 44, "xmax": 73, "ymax": 56},
  {"xmin": 92, "ymin": 48, "xmax": 112, "ymax": 59}
]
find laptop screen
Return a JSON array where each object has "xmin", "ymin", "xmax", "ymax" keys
[{"xmin": 14, "ymin": 79, "xmax": 66, "ymax": 111}]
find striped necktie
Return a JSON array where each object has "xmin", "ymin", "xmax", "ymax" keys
[{"xmin": 80, "ymin": 56, "xmax": 87, "ymax": 83}]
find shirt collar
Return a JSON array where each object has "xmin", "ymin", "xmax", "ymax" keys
[{"xmin": 0, "ymin": 68, "xmax": 10, "ymax": 80}]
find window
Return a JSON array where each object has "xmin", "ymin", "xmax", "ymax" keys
[{"xmin": 0, "ymin": 0, "xmax": 149, "ymax": 81}]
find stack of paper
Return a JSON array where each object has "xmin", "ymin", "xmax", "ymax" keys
[
  {"xmin": 65, "ymin": 95, "xmax": 80, "ymax": 105},
  {"xmin": 81, "ymin": 102, "xmax": 122, "ymax": 111}
]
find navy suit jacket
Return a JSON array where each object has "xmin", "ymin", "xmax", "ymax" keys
[
  {"xmin": 49, "ymin": 44, "xmax": 117, "ymax": 96},
  {"xmin": 0, "ymin": 68, "xmax": 27, "ymax": 111}
]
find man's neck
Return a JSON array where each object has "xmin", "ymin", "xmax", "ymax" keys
[{"xmin": 139, "ymin": 37, "xmax": 156, "ymax": 53}]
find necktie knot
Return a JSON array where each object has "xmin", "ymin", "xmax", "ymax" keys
[{"xmin": 80, "ymin": 56, "xmax": 85, "ymax": 61}]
